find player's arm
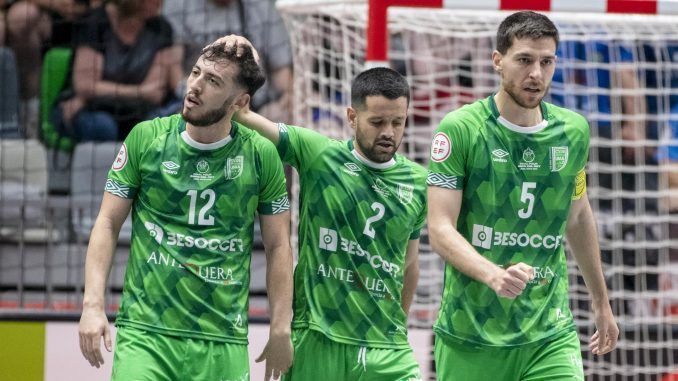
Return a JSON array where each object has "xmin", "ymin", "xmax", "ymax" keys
[
  {"xmin": 427, "ymin": 186, "xmax": 534, "ymax": 299},
  {"xmin": 402, "ymin": 239, "xmax": 420, "ymax": 316},
  {"xmin": 234, "ymin": 104, "xmax": 281, "ymax": 145},
  {"xmin": 256, "ymin": 211, "xmax": 294, "ymax": 380},
  {"xmin": 79, "ymin": 192, "xmax": 133, "ymax": 368},
  {"xmin": 566, "ymin": 193, "xmax": 619, "ymax": 355}
]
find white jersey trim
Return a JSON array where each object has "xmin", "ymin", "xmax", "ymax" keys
[
  {"xmin": 181, "ymin": 131, "xmax": 233, "ymax": 150},
  {"xmin": 351, "ymin": 148, "xmax": 396, "ymax": 170},
  {"xmin": 497, "ymin": 116, "xmax": 548, "ymax": 135}
]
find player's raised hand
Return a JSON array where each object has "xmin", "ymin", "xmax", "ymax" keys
[
  {"xmin": 490, "ymin": 262, "xmax": 535, "ymax": 299},
  {"xmin": 210, "ymin": 34, "xmax": 261, "ymax": 64},
  {"xmin": 78, "ymin": 306, "xmax": 112, "ymax": 368},
  {"xmin": 589, "ymin": 302, "xmax": 619, "ymax": 355},
  {"xmin": 256, "ymin": 331, "xmax": 293, "ymax": 380}
]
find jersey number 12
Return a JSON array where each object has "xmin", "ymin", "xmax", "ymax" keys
[{"xmin": 187, "ymin": 189, "xmax": 216, "ymax": 225}]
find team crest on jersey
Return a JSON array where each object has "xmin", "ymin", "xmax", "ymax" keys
[
  {"xmin": 191, "ymin": 159, "xmax": 214, "ymax": 181},
  {"xmin": 550, "ymin": 147, "xmax": 569, "ymax": 172},
  {"xmin": 430, "ymin": 132, "xmax": 451, "ymax": 162},
  {"xmin": 518, "ymin": 147, "xmax": 540, "ymax": 171},
  {"xmin": 225, "ymin": 156, "xmax": 244, "ymax": 180},
  {"xmin": 112, "ymin": 143, "xmax": 128, "ymax": 171},
  {"xmin": 372, "ymin": 178, "xmax": 391, "ymax": 198},
  {"xmin": 397, "ymin": 183, "xmax": 414, "ymax": 204}
]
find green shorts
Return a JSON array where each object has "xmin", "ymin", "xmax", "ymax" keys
[
  {"xmin": 283, "ymin": 328, "xmax": 421, "ymax": 381},
  {"xmin": 111, "ymin": 325, "xmax": 249, "ymax": 381},
  {"xmin": 434, "ymin": 329, "xmax": 583, "ymax": 381}
]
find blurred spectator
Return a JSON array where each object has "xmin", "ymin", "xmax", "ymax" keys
[
  {"xmin": 163, "ymin": 0, "xmax": 293, "ymax": 121},
  {"xmin": 52, "ymin": 0, "xmax": 182, "ymax": 141},
  {"xmin": 551, "ymin": 38, "xmax": 660, "ymax": 316},
  {"xmin": 659, "ymin": 105, "xmax": 678, "ymax": 261},
  {"xmin": 0, "ymin": 1, "xmax": 6, "ymax": 46},
  {"xmin": 6, "ymin": 0, "xmax": 97, "ymax": 138},
  {"xmin": 551, "ymin": 39, "xmax": 651, "ymax": 212}
]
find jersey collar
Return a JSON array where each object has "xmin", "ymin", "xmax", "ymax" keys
[
  {"xmin": 488, "ymin": 94, "xmax": 550, "ymax": 135},
  {"xmin": 347, "ymin": 139, "xmax": 397, "ymax": 170},
  {"xmin": 178, "ymin": 118, "xmax": 239, "ymax": 150}
]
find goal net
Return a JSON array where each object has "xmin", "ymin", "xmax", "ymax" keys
[{"xmin": 278, "ymin": 1, "xmax": 678, "ymax": 379}]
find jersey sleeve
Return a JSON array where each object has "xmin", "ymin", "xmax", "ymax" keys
[
  {"xmin": 410, "ymin": 199, "xmax": 427, "ymax": 240},
  {"xmin": 105, "ymin": 122, "xmax": 148, "ymax": 199},
  {"xmin": 572, "ymin": 115, "xmax": 591, "ymax": 201},
  {"xmin": 427, "ymin": 112, "xmax": 470, "ymax": 190},
  {"xmin": 276, "ymin": 124, "xmax": 330, "ymax": 171},
  {"xmin": 256, "ymin": 138, "xmax": 290, "ymax": 215}
]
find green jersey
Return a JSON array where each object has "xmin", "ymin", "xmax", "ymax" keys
[
  {"xmin": 278, "ymin": 125, "xmax": 427, "ymax": 349},
  {"xmin": 428, "ymin": 96, "xmax": 589, "ymax": 346},
  {"xmin": 107, "ymin": 115, "xmax": 289, "ymax": 344}
]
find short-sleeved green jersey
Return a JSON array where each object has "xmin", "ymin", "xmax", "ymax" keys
[
  {"xmin": 278, "ymin": 124, "xmax": 427, "ymax": 349},
  {"xmin": 428, "ymin": 96, "xmax": 589, "ymax": 346},
  {"xmin": 107, "ymin": 114, "xmax": 289, "ymax": 344}
]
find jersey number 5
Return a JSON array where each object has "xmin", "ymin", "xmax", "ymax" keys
[
  {"xmin": 518, "ymin": 182, "xmax": 537, "ymax": 219},
  {"xmin": 187, "ymin": 189, "xmax": 216, "ymax": 225},
  {"xmin": 363, "ymin": 202, "xmax": 385, "ymax": 239}
]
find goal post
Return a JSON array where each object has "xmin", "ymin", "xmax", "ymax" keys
[{"xmin": 277, "ymin": 0, "xmax": 678, "ymax": 379}]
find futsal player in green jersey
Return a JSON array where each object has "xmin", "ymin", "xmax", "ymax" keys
[
  {"xmin": 78, "ymin": 42, "xmax": 294, "ymax": 381},
  {"xmin": 427, "ymin": 11, "xmax": 619, "ymax": 380},
  {"xmin": 220, "ymin": 34, "xmax": 426, "ymax": 381}
]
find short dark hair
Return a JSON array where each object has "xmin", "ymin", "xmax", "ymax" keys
[
  {"xmin": 351, "ymin": 67, "xmax": 410, "ymax": 109},
  {"xmin": 496, "ymin": 11, "xmax": 559, "ymax": 54},
  {"xmin": 201, "ymin": 42, "xmax": 266, "ymax": 96}
]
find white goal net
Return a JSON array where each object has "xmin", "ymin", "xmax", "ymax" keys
[{"xmin": 278, "ymin": 1, "xmax": 678, "ymax": 379}]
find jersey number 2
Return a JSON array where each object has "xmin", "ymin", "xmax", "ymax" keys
[
  {"xmin": 187, "ymin": 189, "xmax": 215, "ymax": 225},
  {"xmin": 363, "ymin": 202, "xmax": 385, "ymax": 239}
]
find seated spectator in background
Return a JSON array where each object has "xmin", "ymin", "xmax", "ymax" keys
[
  {"xmin": 658, "ymin": 104, "xmax": 678, "ymax": 262},
  {"xmin": 163, "ymin": 0, "xmax": 293, "ymax": 121},
  {"xmin": 659, "ymin": 105, "xmax": 678, "ymax": 210},
  {"xmin": 0, "ymin": 1, "xmax": 6, "ymax": 46},
  {"xmin": 6, "ymin": 0, "xmax": 98, "ymax": 138},
  {"xmin": 52, "ymin": 0, "xmax": 182, "ymax": 141},
  {"xmin": 551, "ymin": 39, "xmax": 650, "ymax": 212}
]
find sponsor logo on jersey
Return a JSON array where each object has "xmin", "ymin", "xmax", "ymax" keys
[
  {"xmin": 341, "ymin": 162, "xmax": 361, "ymax": 176},
  {"xmin": 146, "ymin": 251, "xmax": 241, "ymax": 285},
  {"xmin": 167, "ymin": 232, "xmax": 244, "ymax": 253},
  {"xmin": 518, "ymin": 147, "xmax": 540, "ymax": 171},
  {"xmin": 162, "ymin": 161, "xmax": 180, "ymax": 175},
  {"xmin": 550, "ymin": 146, "xmax": 569, "ymax": 172},
  {"xmin": 372, "ymin": 178, "xmax": 391, "ymax": 198},
  {"xmin": 112, "ymin": 143, "xmax": 128, "ymax": 171},
  {"xmin": 225, "ymin": 156, "xmax": 244, "ymax": 180},
  {"xmin": 491, "ymin": 148, "xmax": 509, "ymax": 163},
  {"xmin": 430, "ymin": 132, "xmax": 451, "ymax": 162},
  {"xmin": 185, "ymin": 262, "xmax": 240, "ymax": 285},
  {"xmin": 471, "ymin": 224, "xmax": 563, "ymax": 250},
  {"xmin": 397, "ymin": 183, "xmax": 414, "ymax": 204},
  {"xmin": 143, "ymin": 221, "xmax": 245, "ymax": 253},
  {"xmin": 318, "ymin": 227, "xmax": 400, "ymax": 276},
  {"xmin": 319, "ymin": 227, "xmax": 338, "ymax": 251},
  {"xmin": 503, "ymin": 264, "xmax": 555, "ymax": 286},
  {"xmin": 144, "ymin": 222, "xmax": 164, "ymax": 244},
  {"xmin": 191, "ymin": 159, "xmax": 214, "ymax": 181}
]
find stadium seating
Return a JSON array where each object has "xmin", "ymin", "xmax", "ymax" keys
[
  {"xmin": 70, "ymin": 142, "xmax": 132, "ymax": 243},
  {"xmin": 0, "ymin": 139, "xmax": 61, "ymax": 242},
  {"xmin": 0, "ymin": 48, "xmax": 20, "ymax": 138}
]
